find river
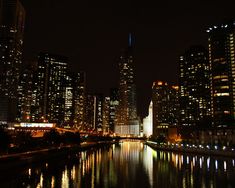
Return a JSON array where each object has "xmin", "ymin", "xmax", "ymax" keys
[{"xmin": 0, "ymin": 140, "xmax": 234, "ymax": 188}]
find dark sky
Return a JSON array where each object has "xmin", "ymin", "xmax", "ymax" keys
[{"xmin": 20, "ymin": 0, "xmax": 235, "ymax": 117}]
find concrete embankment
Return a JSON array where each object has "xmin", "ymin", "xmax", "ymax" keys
[
  {"xmin": 0, "ymin": 141, "xmax": 116, "ymax": 170},
  {"xmin": 146, "ymin": 141, "xmax": 235, "ymax": 158}
]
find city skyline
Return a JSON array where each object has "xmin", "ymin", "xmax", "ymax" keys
[
  {"xmin": 0, "ymin": 1, "xmax": 235, "ymax": 187},
  {"xmin": 20, "ymin": 0, "xmax": 235, "ymax": 117}
]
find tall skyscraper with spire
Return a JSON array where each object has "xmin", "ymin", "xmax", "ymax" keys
[{"xmin": 115, "ymin": 34, "xmax": 139, "ymax": 136}]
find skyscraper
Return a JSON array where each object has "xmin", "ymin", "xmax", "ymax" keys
[
  {"xmin": 73, "ymin": 72, "xmax": 86, "ymax": 129},
  {"xmin": 85, "ymin": 93, "xmax": 103, "ymax": 132},
  {"xmin": 143, "ymin": 101, "xmax": 153, "ymax": 137},
  {"xmin": 17, "ymin": 64, "xmax": 35, "ymax": 122},
  {"xmin": 95, "ymin": 94, "xmax": 103, "ymax": 132},
  {"xmin": 109, "ymin": 88, "xmax": 119, "ymax": 133},
  {"xmin": 179, "ymin": 46, "xmax": 211, "ymax": 127},
  {"xmin": 102, "ymin": 96, "xmax": 110, "ymax": 134},
  {"xmin": 85, "ymin": 94, "xmax": 96, "ymax": 131},
  {"xmin": 0, "ymin": 0, "xmax": 25, "ymax": 122},
  {"xmin": 115, "ymin": 34, "xmax": 139, "ymax": 136},
  {"xmin": 64, "ymin": 74, "xmax": 73, "ymax": 125},
  {"xmin": 35, "ymin": 53, "xmax": 68, "ymax": 125},
  {"xmin": 152, "ymin": 81, "xmax": 179, "ymax": 137},
  {"xmin": 207, "ymin": 21, "xmax": 235, "ymax": 127}
]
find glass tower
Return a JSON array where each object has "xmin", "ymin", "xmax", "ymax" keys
[
  {"xmin": 179, "ymin": 46, "xmax": 211, "ymax": 127},
  {"xmin": 0, "ymin": 0, "xmax": 25, "ymax": 122},
  {"xmin": 35, "ymin": 53, "xmax": 68, "ymax": 125},
  {"xmin": 115, "ymin": 34, "xmax": 139, "ymax": 136},
  {"xmin": 207, "ymin": 21, "xmax": 235, "ymax": 127},
  {"xmin": 152, "ymin": 81, "xmax": 179, "ymax": 137}
]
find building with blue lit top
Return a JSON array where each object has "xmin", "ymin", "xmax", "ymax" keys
[{"xmin": 115, "ymin": 34, "xmax": 139, "ymax": 136}]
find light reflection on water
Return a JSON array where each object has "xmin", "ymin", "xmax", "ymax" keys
[{"xmin": 0, "ymin": 141, "xmax": 235, "ymax": 188}]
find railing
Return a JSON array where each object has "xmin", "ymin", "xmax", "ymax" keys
[{"xmin": 146, "ymin": 140, "xmax": 235, "ymax": 157}]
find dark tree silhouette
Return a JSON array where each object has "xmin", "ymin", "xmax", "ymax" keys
[
  {"xmin": 63, "ymin": 132, "xmax": 80, "ymax": 145},
  {"xmin": 15, "ymin": 131, "xmax": 33, "ymax": 149},
  {"xmin": 0, "ymin": 128, "xmax": 11, "ymax": 153},
  {"xmin": 43, "ymin": 129, "xmax": 61, "ymax": 145}
]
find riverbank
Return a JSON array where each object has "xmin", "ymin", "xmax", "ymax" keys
[
  {"xmin": 0, "ymin": 141, "xmax": 117, "ymax": 171},
  {"xmin": 146, "ymin": 141, "xmax": 235, "ymax": 158}
]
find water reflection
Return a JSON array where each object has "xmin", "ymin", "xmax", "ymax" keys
[{"xmin": 0, "ymin": 141, "xmax": 235, "ymax": 188}]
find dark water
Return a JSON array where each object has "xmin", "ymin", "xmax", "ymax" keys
[{"xmin": 1, "ymin": 141, "xmax": 235, "ymax": 188}]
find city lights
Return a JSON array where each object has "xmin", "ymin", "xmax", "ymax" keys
[{"xmin": 0, "ymin": 0, "xmax": 235, "ymax": 187}]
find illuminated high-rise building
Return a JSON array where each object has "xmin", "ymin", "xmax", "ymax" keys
[
  {"xmin": 115, "ymin": 34, "xmax": 139, "ymax": 136},
  {"xmin": 35, "ymin": 53, "xmax": 68, "ymax": 125},
  {"xmin": 207, "ymin": 21, "xmax": 235, "ymax": 127},
  {"xmin": 85, "ymin": 93, "xmax": 103, "ymax": 132},
  {"xmin": 0, "ymin": 0, "xmax": 25, "ymax": 122},
  {"xmin": 17, "ymin": 64, "xmax": 35, "ymax": 122},
  {"xmin": 102, "ymin": 96, "xmax": 110, "ymax": 134},
  {"xmin": 143, "ymin": 101, "xmax": 153, "ymax": 137},
  {"xmin": 73, "ymin": 72, "xmax": 86, "ymax": 129},
  {"xmin": 85, "ymin": 94, "xmax": 95, "ymax": 131},
  {"xmin": 95, "ymin": 94, "xmax": 103, "ymax": 132},
  {"xmin": 31, "ymin": 68, "xmax": 39, "ymax": 123},
  {"xmin": 64, "ymin": 74, "xmax": 73, "ymax": 125},
  {"xmin": 152, "ymin": 81, "xmax": 179, "ymax": 137},
  {"xmin": 109, "ymin": 88, "xmax": 119, "ymax": 133},
  {"xmin": 179, "ymin": 46, "xmax": 211, "ymax": 127},
  {"xmin": 63, "ymin": 71, "xmax": 86, "ymax": 128}
]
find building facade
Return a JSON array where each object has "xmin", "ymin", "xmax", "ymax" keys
[
  {"xmin": 179, "ymin": 46, "xmax": 211, "ymax": 127},
  {"xmin": 64, "ymin": 74, "xmax": 73, "ymax": 125},
  {"xmin": 35, "ymin": 53, "xmax": 68, "ymax": 125},
  {"xmin": 0, "ymin": 0, "xmax": 25, "ymax": 122},
  {"xmin": 95, "ymin": 94, "xmax": 103, "ymax": 133},
  {"xmin": 85, "ymin": 94, "xmax": 103, "ymax": 132},
  {"xmin": 102, "ymin": 96, "xmax": 110, "ymax": 134},
  {"xmin": 207, "ymin": 21, "xmax": 235, "ymax": 127},
  {"xmin": 85, "ymin": 94, "xmax": 95, "ymax": 131},
  {"xmin": 17, "ymin": 64, "xmax": 35, "ymax": 122},
  {"xmin": 152, "ymin": 81, "xmax": 179, "ymax": 137},
  {"xmin": 143, "ymin": 101, "xmax": 153, "ymax": 137},
  {"xmin": 115, "ymin": 34, "xmax": 139, "ymax": 136},
  {"xmin": 109, "ymin": 88, "xmax": 119, "ymax": 133},
  {"xmin": 73, "ymin": 72, "xmax": 86, "ymax": 129}
]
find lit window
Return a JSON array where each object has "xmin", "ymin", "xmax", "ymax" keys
[{"xmin": 214, "ymin": 93, "xmax": 229, "ymax": 97}]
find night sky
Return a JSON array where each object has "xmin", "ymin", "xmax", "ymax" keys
[{"xmin": 20, "ymin": 0, "xmax": 235, "ymax": 117}]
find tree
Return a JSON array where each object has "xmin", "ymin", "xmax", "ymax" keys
[
  {"xmin": 15, "ymin": 131, "xmax": 33, "ymax": 150},
  {"xmin": 156, "ymin": 135, "xmax": 167, "ymax": 144},
  {"xmin": 63, "ymin": 132, "xmax": 80, "ymax": 145},
  {"xmin": 0, "ymin": 128, "xmax": 11, "ymax": 153},
  {"xmin": 43, "ymin": 129, "xmax": 61, "ymax": 145}
]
